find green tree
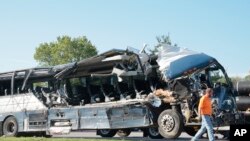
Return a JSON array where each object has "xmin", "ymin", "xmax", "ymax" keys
[
  {"xmin": 156, "ymin": 35, "xmax": 172, "ymax": 46},
  {"xmin": 244, "ymin": 75, "xmax": 250, "ymax": 81},
  {"xmin": 150, "ymin": 34, "xmax": 177, "ymax": 54},
  {"xmin": 34, "ymin": 35, "xmax": 98, "ymax": 66}
]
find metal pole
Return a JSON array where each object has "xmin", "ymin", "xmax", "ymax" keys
[{"xmin": 11, "ymin": 71, "xmax": 16, "ymax": 95}]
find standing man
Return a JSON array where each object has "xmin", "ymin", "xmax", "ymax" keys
[{"xmin": 191, "ymin": 88, "xmax": 215, "ymax": 141}]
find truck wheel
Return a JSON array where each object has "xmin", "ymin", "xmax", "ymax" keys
[
  {"xmin": 97, "ymin": 129, "xmax": 117, "ymax": 137},
  {"xmin": 158, "ymin": 109, "xmax": 183, "ymax": 139},
  {"xmin": 184, "ymin": 126, "xmax": 199, "ymax": 137},
  {"xmin": 148, "ymin": 127, "xmax": 163, "ymax": 139},
  {"xmin": 116, "ymin": 129, "xmax": 131, "ymax": 137},
  {"xmin": 3, "ymin": 116, "xmax": 18, "ymax": 137}
]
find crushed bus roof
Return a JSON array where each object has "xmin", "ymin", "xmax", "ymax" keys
[{"xmin": 0, "ymin": 49, "xmax": 138, "ymax": 81}]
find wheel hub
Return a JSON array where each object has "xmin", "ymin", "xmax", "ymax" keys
[
  {"xmin": 100, "ymin": 129, "xmax": 110, "ymax": 134},
  {"xmin": 149, "ymin": 128, "xmax": 159, "ymax": 136},
  {"xmin": 161, "ymin": 114, "xmax": 175, "ymax": 132},
  {"xmin": 7, "ymin": 122, "xmax": 15, "ymax": 133}
]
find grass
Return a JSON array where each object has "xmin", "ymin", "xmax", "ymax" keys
[{"xmin": 0, "ymin": 137, "xmax": 123, "ymax": 141}]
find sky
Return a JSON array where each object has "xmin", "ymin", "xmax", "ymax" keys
[{"xmin": 0, "ymin": 0, "xmax": 249, "ymax": 77}]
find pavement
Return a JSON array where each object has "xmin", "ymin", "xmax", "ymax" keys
[{"xmin": 54, "ymin": 130, "xmax": 229, "ymax": 141}]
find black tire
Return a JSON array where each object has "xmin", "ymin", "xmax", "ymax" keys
[
  {"xmin": 184, "ymin": 126, "xmax": 200, "ymax": 137},
  {"xmin": 158, "ymin": 109, "xmax": 183, "ymax": 139},
  {"xmin": 148, "ymin": 127, "xmax": 163, "ymax": 139},
  {"xmin": 116, "ymin": 129, "xmax": 131, "ymax": 137},
  {"xmin": 97, "ymin": 129, "xmax": 117, "ymax": 137},
  {"xmin": 0, "ymin": 122, "xmax": 3, "ymax": 136},
  {"xmin": 3, "ymin": 116, "xmax": 18, "ymax": 137}
]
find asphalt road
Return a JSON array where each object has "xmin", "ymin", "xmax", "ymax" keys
[{"xmin": 54, "ymin": 131, "xmax": 229, "ymax": 141}]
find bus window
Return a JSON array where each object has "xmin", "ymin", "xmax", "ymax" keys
[
  {"xmin": 68, "ymin": 78, "xmax": 85, "ymax": 105},
  {"xmin": 33, "ymin": 81, "xmax": 52, "ymax": 94},
  {"xmin": 14, "ymin": 80, "xmax": 26, "ymax": 94},
  {"xmin": 0, "ymin": 80, "xmax": 11, "ymax": 96}
]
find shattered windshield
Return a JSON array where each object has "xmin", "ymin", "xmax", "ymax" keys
[{"xmin": 208, "ymin": 65, "xmax": 228, "ymax": 87}]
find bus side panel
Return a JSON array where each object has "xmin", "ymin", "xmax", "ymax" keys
[
  {"xmin": 25, "ymin": 110, "xmax": 47, "ymax": 132},
  {"xmin": 107, "ymin": 104, "xmax": 152, "ymax": 129},
  {"xmin": 79, "ymin": 104, "xmax": 152, "ymax": 129},
  {"xmin": 79, "ymin": 107, "xmax": 110, "ymax": 129},
  {"xmin": 48, "ymin": 108, "xmax": 78, "ymax": 130}
]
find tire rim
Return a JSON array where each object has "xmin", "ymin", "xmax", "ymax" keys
[
  {"xmin": 161, "ymin": 114, "xmax": 175, "ymax": 132},
  {"xmin": 100, "ymin": 129, "xmax": 111, "ymax": 135},
  {"xmin": 149, "ymin": 128, "xmax": 160, "ymax": 136},
  {"xmin": 117, "ymin": 130, "xmax": 125, "ymax": 134},
  {"xmin": 7, "ymin": 122, "xmax": 15, "ymax": 133}
]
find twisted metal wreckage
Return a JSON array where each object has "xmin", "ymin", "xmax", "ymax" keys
[{"xmin": 0, "ymin": 44, "xmax": 248, "ymax": 139}]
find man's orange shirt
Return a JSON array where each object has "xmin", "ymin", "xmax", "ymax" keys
[{"xmin": 198, "ymin": 95, "xmax": 212, "ymax": 116}]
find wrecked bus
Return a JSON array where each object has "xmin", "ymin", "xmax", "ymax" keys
[
  {"xmin": 0, "ymin": 45, "xmax": 242, "ymax": 139},
  {"xmin": 0, "ymin": 48, "xmax": 160, "ymax": 138}
]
